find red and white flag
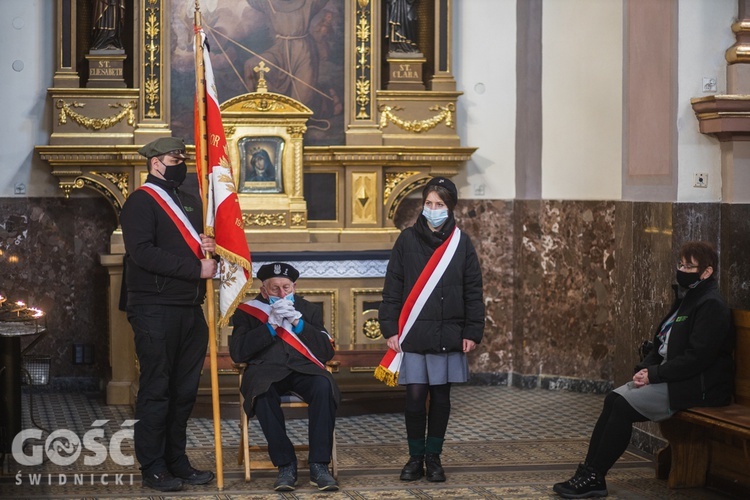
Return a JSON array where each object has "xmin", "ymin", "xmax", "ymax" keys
[{"xmin": 194, "ymin": 29, "xmax": 252, "ymax": 326}]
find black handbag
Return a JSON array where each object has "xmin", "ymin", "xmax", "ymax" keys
[{"xmin": 638, "ymin": 339, "xmax": 653, "ymax": 361}]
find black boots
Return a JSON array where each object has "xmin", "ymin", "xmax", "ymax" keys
[
  {"xmin": 425, "ymin": 453, "xmax": 446, "ymax": 482},
  {"xmin": 399, "ymin": 455, "xmax": 424, "ymax": 481},
  {"xmin": 553, "ymin": 464, "xmax": 608, "ymax": 498}
]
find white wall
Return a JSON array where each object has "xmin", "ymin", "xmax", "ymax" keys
[
  {"xmin": 676, "ymin": 0, "xmax": 735, "ymax": 202},
  {"xmin": 0, "ymin": 0, "xmax": 56, "ymax": 197},
  {"xmin": 453, "ymin": 0, "xmax": 516, "ymax": 200},
  {"xmin": 541, "ymin": 0, "xmax": 623, "ymax": 200}
]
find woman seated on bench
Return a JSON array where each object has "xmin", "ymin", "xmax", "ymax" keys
[{"xmin": 553, "ymin": 241, "xmax": 735, "ymax": 498}]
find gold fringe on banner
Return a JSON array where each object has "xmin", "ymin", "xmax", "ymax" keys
[{"xmin": 374, "ymin": 365, "xmax": 399, "ymax": 387}]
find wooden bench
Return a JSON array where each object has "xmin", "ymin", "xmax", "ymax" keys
[{"xmin": 656, "ymin": 309, "xmax": 750, "ymax": 496}]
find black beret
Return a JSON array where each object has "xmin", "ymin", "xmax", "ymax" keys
[
  {"xmin": 257, "ymin": 262, "xmax": 300, "ymax": 282},
  {"xmin": 137, "ymin": 137, "xmax": 190, "ymax": 159},
  {"xmin": 423, "ymin": 176, "xmax": 458, "ymax": 205}
]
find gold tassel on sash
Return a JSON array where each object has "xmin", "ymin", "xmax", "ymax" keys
[{"xmin": 374, "ymin": 365, "xmax": 399, "ymax": 387}]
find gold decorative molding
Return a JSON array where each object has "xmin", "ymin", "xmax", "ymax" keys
[
  {"xmin": 351, "ymin": 172, "xmax": 377, "ymax": 224},
  {"xmin": 244, "ymin": 213, "xmax": 286, "ymax": 227},
  {"xmin": 355, "ymin": 0, "xmax": 373, "ymax": 120},
  {"xmin": 387, "ymin": 176, "xmax": 431, "ymax": 219},
  {"xmin": 56, "ymin": 99, "xmax": 137, "ymax": 130},
  {"xmin": 378, "ymin": 103, "xmax": 455, "ymax": 133},
  {"xmin": 726, "ymin": 21, "xmax": 750, "ymax": 64},
  {"xmin": 290, "ymin": 212, "xmax": 306, "ymax": 227},
  {"xmin": 351, "ymin": 287, "xmax": 384, "ymax": 346},
  {"xmin": 143, "ymin": 1, "xmax": 161, "ymax": 119},
  {"xmin": 384, "ymin": 171, "xmax": 419, "ymax": 205},
  {"xmin": 58, "ymin": 171, "xmax": 129, "ymax": 214},
  {"xmin": 362, "ymin": 318, "xmax": 382, "ymax": 340},
  {"xmin": 94, "ymin": 171, "xmax": 130, "ymax": 199}
]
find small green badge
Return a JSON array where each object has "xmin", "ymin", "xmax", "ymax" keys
[{"xmin": 675, "ymin": 315, "xmax": 688, "ymax": 322}]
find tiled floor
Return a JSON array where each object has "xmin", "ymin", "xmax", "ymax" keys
[{"xmin": 0, "ymin": 386, "xmax": 731, "ymax": 499}]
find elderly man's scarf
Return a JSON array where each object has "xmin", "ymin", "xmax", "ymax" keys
[
  {"xmin": 237, "ymin": 299, "xmax": 328, "ymax": 369},
  {"xmin": 374, "ymin": 227, "xmax": 461, "ymax": 386}
]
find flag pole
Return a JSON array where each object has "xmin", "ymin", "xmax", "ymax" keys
[{"xmin": 194, "ymin": 1, "xmax": 224, "ymax": 490}]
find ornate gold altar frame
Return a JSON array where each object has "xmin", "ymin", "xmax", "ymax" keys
[
  {"xmin": 37, "ymin": 0, "xmax": 476, "ymax": 405},
  {"xmin": 221, "ymin": 88, "xmax": 312, "ymax": 233}
]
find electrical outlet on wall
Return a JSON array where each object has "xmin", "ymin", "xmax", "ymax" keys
[{"xmin": 694, "ymin": 173, "xmax": 708, "ymax": 188}]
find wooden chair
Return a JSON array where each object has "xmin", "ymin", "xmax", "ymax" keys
[{"xmin": 234, "ymin": 362, "xmax": 339, "ymax": 482}]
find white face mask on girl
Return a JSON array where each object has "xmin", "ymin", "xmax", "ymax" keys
[{"xmin": 422, "ymin": 206, "xmax": 449, "ymax": 227}]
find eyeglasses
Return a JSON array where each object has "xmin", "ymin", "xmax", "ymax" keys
[{"xmin": 676, "ymin": 262, "xmax": 700, "ymax": 271}]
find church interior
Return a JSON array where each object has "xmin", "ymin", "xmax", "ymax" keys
[{"xmin": 1, "ymin": 0, "xmax": 750, "ymax": 498}]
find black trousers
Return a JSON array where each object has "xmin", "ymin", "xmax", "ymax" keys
[
  {"xmin": 585, "ymin": 392, "xmax": 648, "ymax": 475},
  {"xmin": 253, "ymin": 372, "xmax": 336, "ymax": 467},
  {"xmin": 128, "ymin": 304, "xmax": 208, "ymax": 475}
]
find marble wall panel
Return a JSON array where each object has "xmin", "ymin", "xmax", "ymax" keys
[
  {"xmin": 719, "ymin": 204, "xmax": 750, "ymax": 309},
  {"xmin": 0, "ymin": 197, "xmax": 118, "ymax": 388},
  {"xmin": 513, "ymin": 200, "xmax": 616, "ymax": 382}
]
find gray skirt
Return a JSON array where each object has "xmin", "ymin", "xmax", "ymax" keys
[
  {"xmin": 613, "ymin": 381, "xmax": 672, "ymax": 422},
  {"xmin": 397, "ymin": 351, "xmax": 469, "ymax": 385}
]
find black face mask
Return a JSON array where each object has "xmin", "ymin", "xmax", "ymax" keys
[
  {"xmin": 162, "ymin": 161, "xmax": 187, "ymax": 187},
  {"xmin": 676, "ymin": 269, "xmax": 702, "ymax": 289}
]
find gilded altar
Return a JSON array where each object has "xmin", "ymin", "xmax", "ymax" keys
[{"xmin": 36, "ymin": 0, "xmax": 474, "ymax": 405}]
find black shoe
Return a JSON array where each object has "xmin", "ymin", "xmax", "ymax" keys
[
  {"xmin": 171, "ymin": 465, "xmax": 214, "ymax": 485},
  {"xmin": 425, "ymin": 453, "xmax": 446, "ymax": 482},
  {"xmin": 555, "ymin": 466, "xmax": 608, "ymax": 498},
  {"xmin": 274, "ymin": 462, "xmax": 298, "ymax": 491},
  {"xmin": 142, "ymin": 470, "xmax": 183, "ymax": 492},
  {"xmin": 400, "ymin": 455, "xmax": 424, "ymax": 481},
  {"xmin": 553, "ymin": 463, "xmax": 587, "ymax": 494},
  {"xmin": 309, "ymin": 462, "xmax": 339, "ymax": 491}
]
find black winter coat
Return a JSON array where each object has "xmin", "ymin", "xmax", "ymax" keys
[
  {"xmin": 637, "ymin": 278, "xmax": 734, "ymax": 411},
  {"xmin": 379, "ymin": 214, "xmax": 485, "ymax": 354},
  {"xmin": 120, "ymin": 175, "xmax": 206, "ymax": 306},
  {"xmin": 229, "ymin": 295, "xmax": 340, "ymax": 417}
]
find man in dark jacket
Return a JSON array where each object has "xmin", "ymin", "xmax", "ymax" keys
[
  {"xmin": 229, "ymin": 262, "xmax": 340, "ymax": 492},
  {"xmin": 120, "ymin": 137, "xmax": 217, "ymax": 492}
]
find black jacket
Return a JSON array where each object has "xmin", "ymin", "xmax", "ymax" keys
[
  {"xmin": 229, "ymin": 295, "xmax": 340, "ymax": 417},
  {"xmin": 120, "ymin": 175, "xmax": 206, "ymax": 306},
  {"xmin": 637, "ymin": 278, "xmax": 734, "ymax": 410},
  {"xmin": 379, "ymin": 214, "xmax": 485, "ymax": 354}
]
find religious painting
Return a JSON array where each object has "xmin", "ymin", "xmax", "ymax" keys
[
  {"xmin": 238, "ymin": 136, "xmax": 284, "ymax": 194},
  {"xmin": 169, "ymin": 0, "xmax": 345, "ymax": 147}
]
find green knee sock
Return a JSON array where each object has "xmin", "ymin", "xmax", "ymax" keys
[
  {"xmin": 407, "ymin": 438, "xmax": 425, "ymax": 457},
  {"xmin": 425, "ymin": 436, "xmax": 444, "ymax": 455}
]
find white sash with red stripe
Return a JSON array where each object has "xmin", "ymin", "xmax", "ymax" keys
[
  {"xmin": 374, "ymin": 227, "xmax": 462, "ymax": 386},
  {"xmin": 237, "ymin": 300, "xmax": 326, "ymax": 370},
  {"xmin": 139, "ymin": 183, "xmax": 203, "ymax": 259}
]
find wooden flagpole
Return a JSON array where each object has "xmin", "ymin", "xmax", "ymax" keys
[{"xmin": 194, "ymin": 1, "xmax": 224, "ymax": 490}]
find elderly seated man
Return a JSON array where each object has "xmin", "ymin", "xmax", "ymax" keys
[{"xmin": 229, "ymin": 262, "xmax": 340, "ymax": 492}]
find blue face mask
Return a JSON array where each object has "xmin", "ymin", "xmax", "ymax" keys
[
  {"xmin": 269, "ymin": 293, "xmax": 295, "ymax": 304},
  {"xmin": 422, "ymin": 206, "xmax": 449, "ymax": 228}
]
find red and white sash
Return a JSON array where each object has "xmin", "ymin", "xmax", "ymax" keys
[
  {"xmin": 374, "ymin": 227, "xmax": 462, "ymax": 386},
  {"xmin": 139, "ymin": 183, "xmax": 203, "ymax": 259},
  {"xmin": 237, "ymin": 299, "xmax": 326, "ymax": 370}
]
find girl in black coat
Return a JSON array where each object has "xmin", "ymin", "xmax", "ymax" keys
[
  {"xmin": 554, "ymin": 241, "xmax": 734, "ymax": 498},
  {"xmin": 379, "ymin": 177, "xmax": 485, "ymax": 482}
]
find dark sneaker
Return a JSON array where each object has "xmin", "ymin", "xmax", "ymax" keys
[
  {"xmin": 274, "ymin": 462, "xmax": 298, "ymax": 492},
  {"xmin": 425, "ymin": 453, "xmax": 446, "ymax": 482},
  {"xmin": 309, "ymin": 462, "xmax": 339, "ymax": 491},
  {"xmin": 142, "ymin": 470, "xmax": 183, "ymax": 492},
  {"xmin": 171, "ymin": 465, "xmax": 215, "ymax": 485},
  {"xmin": 553, "ymin": 463, "xmax": 587, "ymax": 494},
  {"xmin": 399, "ymin": 455, "xmax": 424, "ymax": 481},
  {"xmin": 556, "ymin": 466, "xmax": 608, "ymax": 498}
]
